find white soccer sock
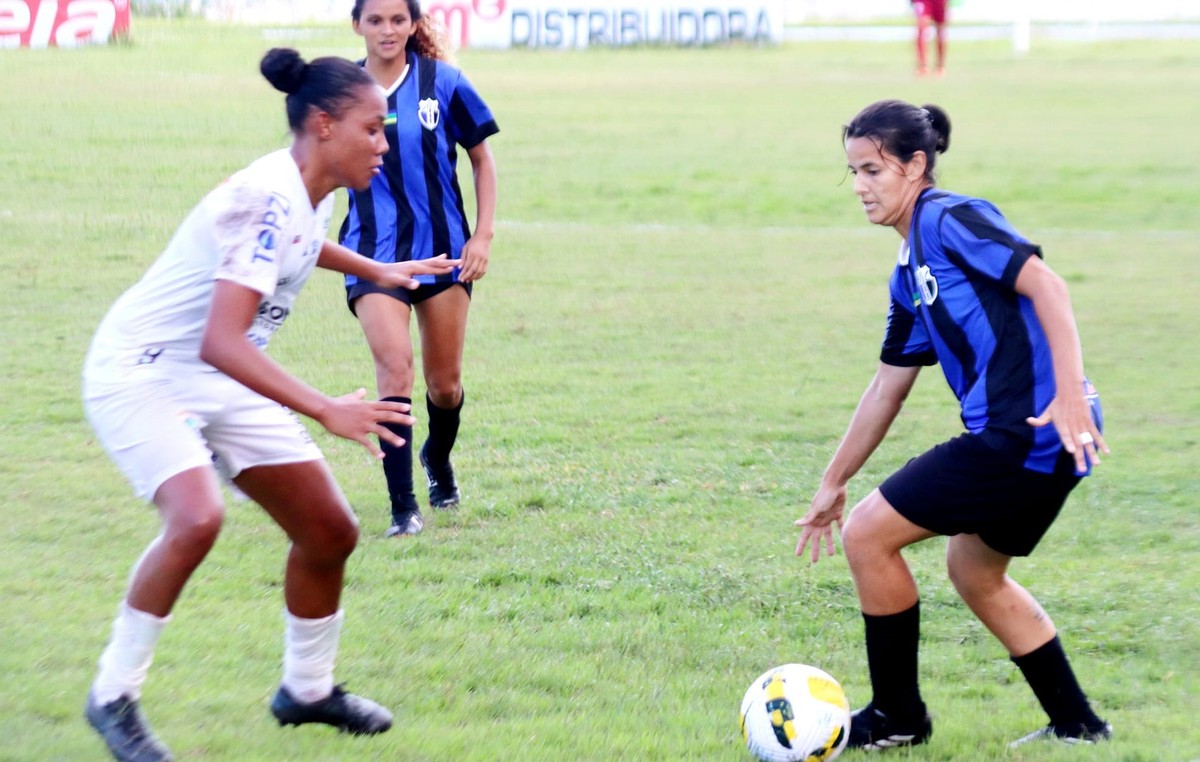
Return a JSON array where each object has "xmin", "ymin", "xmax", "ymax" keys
[
  {"xmin": 91, "ymin": 601, "xmax": 170, "ymax": 705},
  {"xmin": 281, "ymin": 609, "xmax": 343, "ymax": 703}
]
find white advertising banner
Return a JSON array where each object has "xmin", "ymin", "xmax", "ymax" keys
[
  {"xmin": 788, "ymin": 0, "xmax": 1199, "ymax": 23},
  {"xmin": 423, "ymin": 0, "xmax": 785, "ymax": 49}
]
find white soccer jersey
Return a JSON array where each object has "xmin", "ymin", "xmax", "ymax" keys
[{"xmin": 86, "ymin": 149, "xmax": 333, "ymax": 381}]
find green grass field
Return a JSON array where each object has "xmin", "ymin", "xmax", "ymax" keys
[{"xmin": 1, "ymin": 19, "xmax": 1198, "ymax": 761}]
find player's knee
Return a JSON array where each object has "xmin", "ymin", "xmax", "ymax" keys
[
  {"xmin": 842, "ymin": 493, "xmax": 906, "ymax": 570},
  {"xmin": 302, "ymin": 510, "xmax": 360, "ymax": 564},
  {"xmin": 425, "ymin": 378, "xmax": 462, "ymax": 407},
  {"xmin": 164, "ymin": 504, "xmax": 224, "ymax": 557},
  {"xmin": 946, "ymin": 555, "xmax": 1002, "ymax": 602},
  {"xmin": 332, "ymin": 516, "xmax": 361, "ymax": 558},
  {"xmin": 841, "ymin": 504, "xmax": 878, "ymax": 569},
  {"xmin": 375, "ymin": 358, "xmax": 415, "ymax": 394}
]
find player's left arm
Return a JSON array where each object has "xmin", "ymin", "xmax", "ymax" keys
[
  {"xmin": 199, "ymin": 280, "xmax": 413, "ymax": 457},
  {"xmin": 796, "ymin": 362, "xmax": 922, "ymax": 563},
  {"xmin": 458, "ymin": 139, "xmax": 496, "ymax": 283},
  {"xmin": 317, "ymin": 240, "xmax": 459, "ymax": 288},
  {"xmin": 1015, "ymin": 255, "xmax": 1108, "ymax": 471}
]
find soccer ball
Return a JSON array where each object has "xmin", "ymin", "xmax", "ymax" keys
[{"xmin": 739, "ymin": 663, "xmax": 850, "ymax": 762}]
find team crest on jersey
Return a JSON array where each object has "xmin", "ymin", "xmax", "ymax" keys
[
  {"xmin": 916, "ymin": 264, "xmax": 939, "ymax": 305},
  {"xmin": 417, "ymin": 98, "xmax": 440, "ymax": 130}
]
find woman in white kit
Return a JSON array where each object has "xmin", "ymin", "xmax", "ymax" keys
[{"xmin": 81, "ymin": 47, "xmax": 456, "ymax": 762}]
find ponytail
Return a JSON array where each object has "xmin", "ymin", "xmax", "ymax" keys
[{"xmin": 409, "ymin": 14, "xmax": 455, "ymax": 63}]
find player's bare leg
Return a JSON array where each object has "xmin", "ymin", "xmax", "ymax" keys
[
  {"xmin": 946, "ymin": 533, "xmax": 1055, "ymax": 654},
  {"xmin": 946, "ymin": 533, "xmax": 1110, "ymax": 745},
  {"xmin": 86, "ymin": 467, "xmax": 226, "ymax": 762},
  {"xmin": 127, "ymin": 467, "xmax": 226, "ymax": 615},
  {"xmin": 915, "ymin": 15, "xmax": 931, "ymax": 75},
  {"xmin": 234, "ymin": 461, "xmax": 393, "ymax": 735},
  {"xmin": 933, "ymin": 22, "xmax": 947, "ymax": 76},
  {"xmin": 841, "ymin": 490, "xmax": 936, "ymax": 615},
  {"xmin": 414, "ymin": 285, "xmax": 469, "ymax": 510},
  {"xmin": 841, "ymin": 491, "xmax": 937, "ymax": 749},
  {"xmin": 354, "ymin": 293, "xmax": 422, "ymax": 535}
]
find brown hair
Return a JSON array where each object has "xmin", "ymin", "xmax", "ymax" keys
[
  {"xmin": 351, "ymin": 0, "xmax": 456, "ymax": 64},
  {"xmin": 843, "ymin": 100, "xmax": 951, "ymax": 184}
]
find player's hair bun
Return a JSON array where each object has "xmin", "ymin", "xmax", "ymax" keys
[
  {"xmin": 260, "ymin": 47, "xmax": 309, "ymax": 95},
  {"xmin": 921, "ymin": 103, "xmax": 952, "ymax": 154}
]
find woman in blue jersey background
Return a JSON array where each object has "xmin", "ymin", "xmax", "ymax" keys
[
  {"xmin": 794, "ymin": 100, "xmax": 1112, "ymax": 750},
  {"xmin": 345, "ymin": 0, "xmax": 499, "ymax": 540},
  {"xmin": 343, "ymin": 0, "xmax": 499, "ymax": 537}
]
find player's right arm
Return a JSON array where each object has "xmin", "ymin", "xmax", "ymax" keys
[
  {"xmin": 316, "ymin": 240, "xmax": 460, "ymax": 287},
  {"xmin": 198, "ymin": 279, "xmax": 412, "ymax": 458},
  {"xmin": 795, "ymin": 362, "xmax": 921, "ymax": 562}
]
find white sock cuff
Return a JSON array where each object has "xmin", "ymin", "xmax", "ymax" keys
[
  {"xmin": 284, "ymin": 608, "xmax": 344, "ymax": 634},
  {"xmin": 284, "ymin": 610, "xmax": 344, "ymax": 655},
  {"xmin": 282, "ymin": 609, "xmax": 344, "ymax": 702},
  {"xmin": 91, "ymin": 601, "xmax": 170, "ymax": 704},
  {"xmin": 121, "ymin": 601, "xmax": 171, "ymax": 629}
]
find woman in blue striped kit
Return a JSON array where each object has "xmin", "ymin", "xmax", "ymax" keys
[
  {"xmin": 343, "ymin": 0, "xmax": 499, "ymax": 536},
  {"xmin": 795, "ymin": 99, "xmax": 1112, "ymax": 751}
]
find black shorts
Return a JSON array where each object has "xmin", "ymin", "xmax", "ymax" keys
[
  {"xmin": 346, "ymin": 279, "xmax": 471, "ymax": 315},
  {"xmin": 878, "ymin": 431, "xmax": 1082, "ymax": 557}
]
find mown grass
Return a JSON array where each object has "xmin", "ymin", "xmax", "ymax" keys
[{"xmin": 0, "ymin": 19, "xmax": 1197, "ymax": 761}]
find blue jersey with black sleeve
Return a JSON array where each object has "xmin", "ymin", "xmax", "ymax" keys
[
  {"xmin": 340, "ymin": 52, "xmax": 499, "ymax": 287},
  {"xmin": 880, "ymin": 188, "xmax": 1096, "ymax": 474}
]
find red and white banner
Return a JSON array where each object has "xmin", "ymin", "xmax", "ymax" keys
[{"xmin": 0, "ymin": 0, "xmax": 129, "ymax": 48}]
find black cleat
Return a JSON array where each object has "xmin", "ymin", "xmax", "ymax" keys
[
  {"xmin": 270, "ymin": 684, "xmax": 393, "ymax": 736},
  {"xmin": 85, "ymin": 691, "xmax": 174, "ymax": 762},
  {"xmin": 1009, "ymin": 721, "xmax": 1112, "ymax": 748},
  {"xmin": 419, "ymin": 442, "xmax": 460, "ymax": 510},
  {"xmin": 385, "ymin": 509, "xmax": 423, "ymax": 537},
  {"xmin": 847, "ymin": 703, "xmax": 932, "ymax": 750}
]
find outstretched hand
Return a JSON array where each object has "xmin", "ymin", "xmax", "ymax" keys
[
  {"xmin": 375, "ymin": 255, "xmax": 461, "ymax": 290},
  {"xmin": 1026, "ymin": 389, "xmax": 1108, "ymax": 473},
  {"xmin": 795, "ymin": 483, "xmax": 846, "ymax": 563},
  {"xmin": 316, "ymin": 389, "xmax": 414, "ymax": 459}
]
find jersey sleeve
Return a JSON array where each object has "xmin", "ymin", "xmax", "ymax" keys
[
  {"xmin": 212, "ymin": 181, "xmax": 290, "ymax": 297},
  {"xmin": 940, "ymin": 200, "xmax": 1043, "ymax": 291},
  {"xmin": 444, "ymin": 68, "xmax": 499, "ymax": 149},
  {"xmin": 880, "ymin": 269, "xmax": 938, "ymax": 367}
]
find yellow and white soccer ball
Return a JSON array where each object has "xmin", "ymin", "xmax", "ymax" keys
[{"xmin": 739, "ymin": 663, "xmax": 851, "ymax": 762}]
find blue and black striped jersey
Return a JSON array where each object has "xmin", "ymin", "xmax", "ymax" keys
[
  {"xmin": 881, "ymin": 188, "xmax": 1088, "ymax": 474},
  {"xmin": 341, "ymin": 52, "xmax": 499, "ymax": 286}
]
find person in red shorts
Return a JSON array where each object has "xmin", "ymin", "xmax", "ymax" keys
[{"xmin": 912, "ymin": 0, "xmax": 948, "ymax": 76}]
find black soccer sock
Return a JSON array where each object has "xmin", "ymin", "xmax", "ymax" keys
[
  {"xmin": 863, "ymin": 603, "xmax": 926, "ymax": 720},
  {"xmin": 1012, "ymin": 635, "xmax": 1105, "ymax": 730},
  {"xmin": 424, "ymin": 390, "xmax": 463, "ymax": 466},
  {"xmin": 380, "ymin": 396, "xmax": 415, "ymax": 517}
]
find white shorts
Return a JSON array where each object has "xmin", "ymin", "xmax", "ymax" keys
[{"xmin": 83, "ymin": 367, "xmax": 323, "ymax": 501}]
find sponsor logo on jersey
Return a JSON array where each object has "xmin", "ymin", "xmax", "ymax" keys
[
  {"xmin": 253, "ymin": 192, "xmax": 292, "ymax": 264},
  {"xmin": 256, "ymin": 302, "xmax": 290, "ymax": 326},
  {"xmin": 916, "ymin": 264, "xmax": 939, "ymax": 306},
  {"xmin": 135, "ymin": 347, "xmax": 164, "ymax": 366},
  {"xmin": 417, "ymin": 98, "xmax": 440, "ymax": 130}
]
